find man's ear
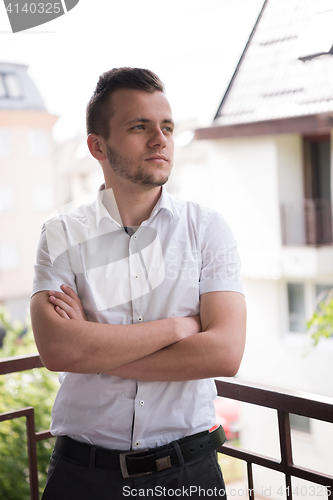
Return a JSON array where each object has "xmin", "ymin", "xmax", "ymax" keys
[{"xmin": 87, "ymin": 134, "xmax": 107, "ymax": 161}]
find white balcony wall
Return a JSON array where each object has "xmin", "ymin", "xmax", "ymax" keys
[
  {"xmin": 276, "ymin": 134, "xmax": 304, "ymax": 205},
  {"xmin": 175, "ymin": 136, "xmax": 282, "ymax": 280}
]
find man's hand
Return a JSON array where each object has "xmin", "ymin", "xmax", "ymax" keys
[{"xmin": 49, "ymin": 285, "xmax": 87, "ymax": 321}]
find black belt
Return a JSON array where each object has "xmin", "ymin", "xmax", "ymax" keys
[{"xmin": 55, "ymin": 426, "xmax": 226, "ymax": 478}]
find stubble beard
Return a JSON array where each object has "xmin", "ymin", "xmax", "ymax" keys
[{"xmin": 106, "ymin": 145, "xmax": 171, "ymax": 188}]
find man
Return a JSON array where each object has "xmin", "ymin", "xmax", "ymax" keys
[{"xmin": 30, "ymin": 67, "xmax": 246, "ymax": 499}]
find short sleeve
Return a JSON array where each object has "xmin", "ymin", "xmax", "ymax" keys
[
  {"xmin": 31, "ymin": 218, "xmax": 78, "ymax": 297},
  {"xmin": 199, "ymin": 211, "xmax": 244, "ymax": 296}
]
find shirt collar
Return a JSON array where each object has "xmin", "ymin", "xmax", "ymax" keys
[
  {"xmin": 95, "ymin": 184, "xmax": 178, "ymax": 228},
  {"xmin": 150, "ymin": 185, "xmax": 177, "ymax": 220},
  {"xmin": 95, "ymin": 184, "xmax": 115, "ymax": 228}
]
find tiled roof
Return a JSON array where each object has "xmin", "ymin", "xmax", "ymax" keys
[
  {"xmin": 0, "ymin": 62, "xmax": 45, "ymax": 111},
  {"xmin": 215, "ymin": 0, "xmax": 333, "ymax": 126}
]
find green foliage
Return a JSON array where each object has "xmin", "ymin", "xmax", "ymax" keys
[
  {"xmin": 0, "ymin": 307, "xmax": 58, "ymax": 500},
  {"xmin": 307, "ymin": 290, "xmax": 333, "ymax": 346}
]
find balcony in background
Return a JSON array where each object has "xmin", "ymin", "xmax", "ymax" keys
[{"xmin": 281, "ymin": 199, "xmax": 332, "ymax": 246}]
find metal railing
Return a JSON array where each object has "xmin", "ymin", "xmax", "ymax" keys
[
  {"xmin": 0, "ymin": 354, "xmax": 52, "ymax": 500},
  {"xmin": 215, "ymin": 379, "xmax": 333, "ymax": 499},
  {"xmin": 281, "ymin": 199, "xmax": 333, "ymax": 245},
  {"xmin": 1, "ymin": 355, "xmax": 333, "ymax": 500}
]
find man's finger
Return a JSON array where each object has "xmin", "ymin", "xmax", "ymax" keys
[
  {"xmin": 49, "ymin": 290, "xmax": 76, "ymax": 308},
  {"xmin": 60, "ymin": 284, "xmax": 87, "ymax": 320},
  {"xmin": 61, "ymin": 284, "xmax": 80, "ymax": 301},
  {"xmin": 49, "ymin": 295, "xmax": 77, "ymax": 318},
  {"xmin": 55, "ymin": 306, "xmax": 70, "ymax": 319}
]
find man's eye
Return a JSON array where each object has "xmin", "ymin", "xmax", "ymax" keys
[
  {"xmin": 133, "ymin": 125, "xmax": 144, "ymax": 130},
  {"xmin": 163, "ymin": 127, "xmax": 173, "ymax": 133}
]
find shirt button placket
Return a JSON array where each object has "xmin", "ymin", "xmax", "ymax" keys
[{"xmin": 129, "ymin": 235, "xmax": 145, "ymax": 325}]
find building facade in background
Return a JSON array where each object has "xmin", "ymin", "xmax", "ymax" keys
[
  {"xmin": 0, "ymin": 62, "xmax": 58, "ymax": 320},
  {"xmin": 182, "ymin": 0, "xmax": 333, "ymax": 495}
]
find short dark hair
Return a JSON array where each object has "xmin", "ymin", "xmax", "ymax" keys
[{"xmin": 86, "ymin": 67, "xmax": 165, "ymax": 139}]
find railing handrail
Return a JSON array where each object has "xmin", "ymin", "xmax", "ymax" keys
[
  {"xmin": 2, "ymin": 354, "xmax": 332, "ymax": 411},
  {"xmin": 0, "ymin": 352, "xmax": 43, "ymax": 375},
  {"xmin": 2, "ymin": 354, "xmax": 332, "ymax": 423},
  {"xmin": 215, "ymin": 378, "xmax": 333, "ymax": 423}
]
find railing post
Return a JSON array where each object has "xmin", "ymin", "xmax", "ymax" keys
[
  {"xmin": 246, "ymin": 462, "xmax": 255, "ymax": 500},
  {"xmin": 26, "ymin": 407, "xmax": 40, "ymax": 500},
  {"xmin": 277, "ymin": 410, "xmax": 294, "ymax": 500},
  {"xmin": 0, "ymin": 407, "xmax": 41, "ymax": 500}
]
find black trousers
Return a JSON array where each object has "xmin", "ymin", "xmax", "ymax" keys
[{"xmin": 42, "ymin": 440, "xmax": 227, "ymax": 499}]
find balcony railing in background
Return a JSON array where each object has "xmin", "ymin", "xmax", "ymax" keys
[
  {"xmin": 0, "ymin": 354, "xmax": 52, "ymax": 500},
  {"xmin": 281, "ymin": 199, "xmax": 333, "ymax": 245},
  {"xmin": 1, "ymin": 355, "xmax": 333, "ymax": 500}
]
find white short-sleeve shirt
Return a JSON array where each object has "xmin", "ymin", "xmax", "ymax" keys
[{"xmin": 32, "ymin": 185, "xmax": 244, "ymax": 450}]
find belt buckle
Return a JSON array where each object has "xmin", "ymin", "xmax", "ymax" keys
[{"xmin": 119, "ymin": 449, "xmax": 152, "ymax": 479}]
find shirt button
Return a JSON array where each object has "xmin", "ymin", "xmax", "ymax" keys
[
  {"xmin": 138, "ymin": 317, "xmax": 143, "ymax": 322},
  {"xmin": 133, "ymin": 235, "xmax": 138, "ymax": 240},
  {"xmin": 135, "ymin": 275, "xmax": 139, "ymax": 279},
  {"xmin": 139, "ymin": 401, "xmax": 144, "ymax": 406},
  {"xmin": 135, "ymin": 441, "xmax": 140, "ymax": 447}
]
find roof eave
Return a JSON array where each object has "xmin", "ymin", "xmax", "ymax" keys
[
  {"xmin": 214, "ymin": 0, "xmax": 269, "ymax": 120},
  {"xmin": 195, "ymin": 113, "xmax": 333, "ymax": 140}
]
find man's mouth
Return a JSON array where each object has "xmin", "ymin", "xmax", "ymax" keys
[{"xmin": 145, "ymin": 155, "xmax": 168, "ymax": 163}]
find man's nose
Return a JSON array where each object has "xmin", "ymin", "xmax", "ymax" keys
[{"xmin": 147, "ymin": 127, "xmax": 167, "ymax": 148}]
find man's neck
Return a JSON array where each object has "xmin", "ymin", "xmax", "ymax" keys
[{"xmin": 103, "ymin": 182, "xmax": 162, "ymax": 228}]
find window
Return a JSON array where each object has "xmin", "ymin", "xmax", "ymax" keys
[
  {"xmin": 287, "ymin": 282, "xmax": 333, "ymax": 337},
  {"xmin": 0, "ymin": 73, "xmax": 23, "ymax": 99},
  {"xmin": 298, "ymin": 10, "xmax": 333, "ymax": 61},
  {"xmin": 304, "ymin": 137, "xmax": 331, "ymax": 201},
  {"xmin": 5, "ymin": 74, "xmax": 22, "ymax": 98},
  {"xmin": 303, "ymin": 136, "xmax": 332, "ymax": 245},
  {"xmin": 0, "ymin": 186, "xmax": 14, "ymax": 213},
  {"xmin": 287, "ymin": 283, "xmax": 306, "ymax": 333},
  {"xmin": 290, "ymin": 414, "xmax": 311, "ymax": 433},
  {"xmin": 0, "ymin": 242, "xmax": 18, "ymax": 270},
  {"xmin": 315, "ymin": 284, "xmax": 333, "ymax": 304},
  {"xmin": 0, "ymin": 77, "xmax": 6, "ymax": 98},
  {"xmin": 0, "ymin": 129, "xmax": 10, "ymax": 157},
  {"xmin": 29, "ymin": 129, "xmax": 50, "ymax": 157},
  {"xmin": 314, "ymin": 285, "xmax": 333, "ymax": 340}
]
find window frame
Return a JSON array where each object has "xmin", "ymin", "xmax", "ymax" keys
[
  {"xmin": 0, "ymin": 73, "xmax": 23, "ymax": 100},
  {"xmin": 284, "ymin": 280, "xmax": 333, "ymax": 342}
]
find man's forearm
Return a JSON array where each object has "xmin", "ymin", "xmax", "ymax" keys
[
  {"xmin": 30, "ymin": 291, "xmax": 200, "ymax": 374},
  {"xmin": 105, "ymin": 328, "xmax": 244, "ymax": 381},
  {"xmin": 105, "ymin": 292, "xmax": 247, "ymax": 382},
  {"xmin": 107, "ymin": 332, "xmax": 243, "ymax": 382}
]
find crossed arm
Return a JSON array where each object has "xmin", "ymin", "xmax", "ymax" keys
[
  {"xmin": 30, "ymin": 285, "xmax": 246, "ymax": 381},
  {"xmin": 107, "ymin": 290, "xmax": 246, "ymax": 381}
]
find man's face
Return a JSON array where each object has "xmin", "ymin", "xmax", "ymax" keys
[{"xmin": 103, "ymin": 89, "xmax": 174, "ymax": 188}]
